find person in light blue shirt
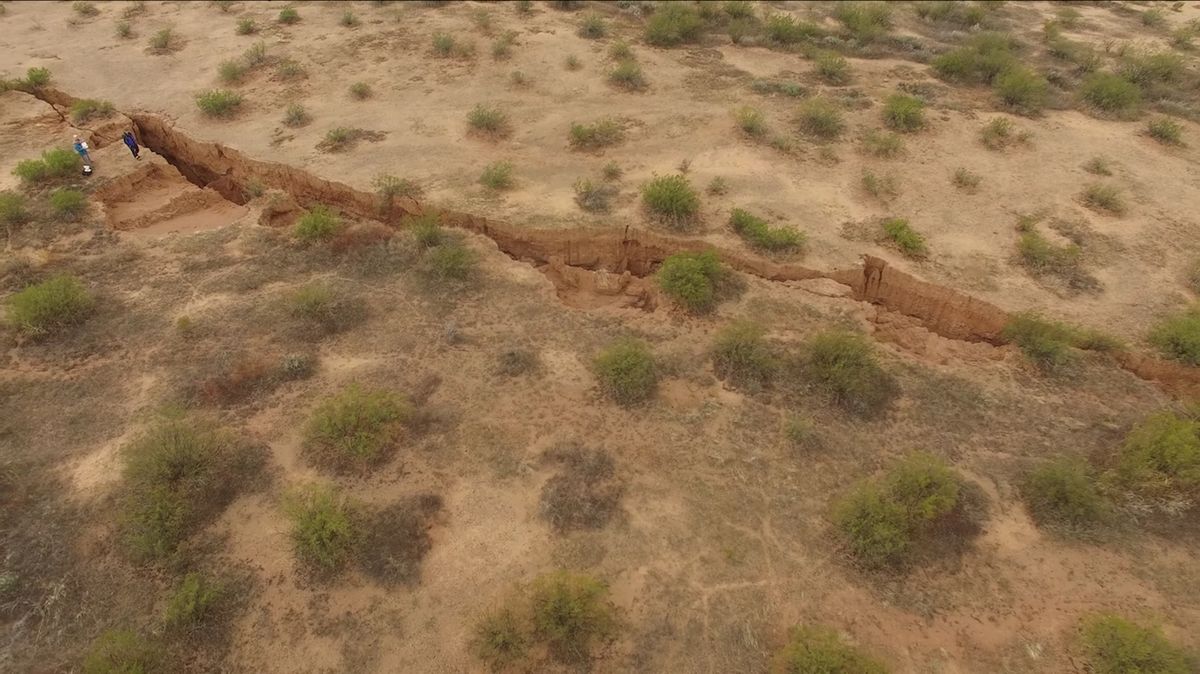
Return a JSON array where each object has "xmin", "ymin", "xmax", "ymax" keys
[{"xmin": 72, "ymin": 135, "xmax": 91, "ymax": 163}]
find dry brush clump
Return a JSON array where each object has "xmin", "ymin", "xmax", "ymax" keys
[
  {"xmin": 1080, "ymin": 613, "xmax": 1195, "ymax": 674},
  {"xmin": 798, "ymin": 330, "xmax": 898, "ymax": 417},
  {"xmin": 711, "ymin": 320, "xmax": 777, "ymax": 392},
  {"xmin": 4, "ymin": 274, "xmax": 94, "ymax": 338},
  {"xmin": 472, "ymin": 571, "xmax": 619, "ymax": 670},
  {"xmin": 728, "ymin": 208, "xmax": 804, "ymax": 253},
  {"xmin": 1150, "ymin": 304, "xmax": 1200, "ymax": 366},
  {"xmin": 593, "ymin": 338, "xmax": 657, "ymax": 406},
  {"xmin": 539, "ymin": 446, "xmax": 623, "ymax": 533},
  {"xmin": 303, "ymin": 385, "xmax": 412, "ymax": 473},
  {"xmin": 771, "ymin": 625, "xmax": 887, "ymax": 673}
]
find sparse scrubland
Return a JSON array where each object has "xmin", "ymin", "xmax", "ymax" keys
[{"xmin": 3, "ymin": 2, "xmax": 1200, "ymax": 673}]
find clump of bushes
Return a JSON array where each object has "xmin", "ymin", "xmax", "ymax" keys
[
  {"xmin": 834, "ymin": 452, "xmax": 965, "ymax": 568},
  {"xmin": 420, "ymin": 238, "xmax": 478, "ymax": 285},
  {"xmin": 83, "ymin": 629, "xmax": 162, "ymax": 674},
  {"xmin": 880, "ymin": 217, "xmax": 927, "ymax": 258},
  {"xmin": 148, "ymin": 28, "xmax": 176, "ymax": 53},
  {"xmin": 0, "ymin": 192, "xmax": 29, "ymax": 229},
  {"xmin": 1021, "ymin": 458, "xmax": 1108, "ymax": 529},
  {"xmin": 593, "ymin": 338, "xmax": 657, "ymax": 406},
  {"xmin": 772, "ymin": 626, "xmax": 887, "ymax": 673},
  {"xmin": 121, "ymin": 416, "xmax": 261, "ymax": 560},
  {"xmin": 49, "ymin": 188, "xmax": 88, "ymax": 221},
  {"xmin": 479, "ymin": 160, "xmax": 515, "ymax": 190},
  {"xmin": 764, "ymin": 13, "xmax": 823, "ymax": 45},
  {"xmin": 734, "ymin": 106, "xmax": 766, "ymax": 137},
  {"xmin": 833, "ymin": 1, "xmax": 892, "ymax": 43},
  {"xmin": 801, "ymin": 330, "xmax": 897, "ymax": 417},
  {"xmin": 236, "ymin": 18, "xmax": 257, "ymax": 35},
  {"xmin": 994, "ymin": 65, "xmax": 1048, "ymax": 113},
  {"xmin": 796, "ymin": 96, "xmax": 845, "ymax": 140},
  {"xmin": 69, "ymin": 99, "xmax": 114, "ymax": 123},
  {"xmin": 577, "ymin": 12, "xmax": 606, "ymax": 39},
  {"xmin": 373, "ymin": 173, "xmax": 422, "ymax": 209},
  {"xmin": 194, "ymin": 89, "xmax": 243, "ymax": 117},
  {"xmin": 165, "ymin": 572, "xmax": 224, "ymax": 630},
  {"xmin": 1080, "ymin": 71, "xmax": 1141, "ymax": 116},
  {"xmin": 349, "ymin": 82, "xmax": 372, "ymax": 100},
  {"xmin": 609, "ymin": 60, "xmax": 647, "ymax": 91},
  {"xmin": 1147, "ymin": 117, "xmax": 1183, "ymax": 145},
  {"xmin": 472, "ymin": 571, "xmax": 619, "ymax": 670},
  {"xmin": 13, "ymin": 148, "xmax": 82, "ymax": 184},
  {"xmin": 814, "ymin": 50, "xmax": 850, "ymax": 84},
  {"xmin": 1002, "ymin": 312, "xmax": 1079, "ymax": 371},
  {"xmin": 294, "ymin": 205, "xmax": 342, "ymax": 242},
  {"xmin": 5, "ymin": 275, "xmax": 94, "ymax": 338},
  {"xmin": 952, "ymin": 167, "xmax": 981, "ymax": 191},
  {"xmin": 1080, "ymin": 183, "xmax": 1126, "ymax": 216},
  {"xmin": 932, "ymin": 32, "xmax": 1018, "ymax": 84},
  {"xmin": 278, "ymin": 6, "xmax": 300, "ymax": 24},
  {"xmin": 980, "ymin": 116, "xmax": 1030, "ymax": 150},
  {"xmin": 467, "ymin": 103, "xmax": 510, "ymax": 138},
  {"xmin": 1114, "ymin": 411, "xmax": 1200, "ymax": 498},
  {"xmin": 641, "ymin": 174, "xmax": 699, "ymax": 229},
  {"xmin": 568, "ymin": 118, "xmax": 623, "ymax": 149},
  {"xmin": 861, "ymin": 170, "xmax": 897, "ymax": 201},
  {"xmin": 861, "ymin": 129, "xmax": 904, "ymax": 157},
  {"xmin": 304, "ymin": 385, "xmax": 411, "ymax": 473},
  {"xmin": 712, "ymin": 321, "xmax": 777, "ymax": 391},
  {"xmin": 882, "ymin": 93, "xmax": 924, "ymax": 132},
  {"xmin": 1017, "ymin": 228, "xmax": 1089, "ymax": 289},
  {"xmin": 573, "ymin": 178, "xmax": 618, "ymax": 213},
  {"xmin": 1081, "ymin": 614, "xmax": 1194, "ymax": 674},
  {"xmin": 284, "ymin": 484, "xmax": 359, "ymax": 574},
  {"xmin": 1149, "ymin": 305, "xmax": 1200, "ymax": 366},
  {"xmin": 729, "ymin": 208, "xmax": 804, "ymax": 252},
  {"xmin": 656, "ymin": 250, "xmax": 725, "ymax": 313},
  {"xmin": 644, "ymin": 2, "xmax": 704, "ymax": 46}
]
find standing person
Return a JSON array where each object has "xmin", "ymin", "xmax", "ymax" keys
[
  {"xmin": 72, "ymin": 135, "xmax": 92, "ymax": 164},
  {"xmin": 121, "ymin": 130, "xmax": 141, "ymax": 159}
]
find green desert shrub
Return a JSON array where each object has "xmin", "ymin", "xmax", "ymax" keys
[
  {"xmin": 712, "ymin": 321, "xmax": 777, "ymax": 391},
  {"xmin": 69, "ymin": 98, "xmax": 114, "ymax": 123},
  {"xmin": 294, "ymin": 205, "xmax": 342, "ymax": 242},
  {"xmin": 835, "ymin": 452, "xmax": 962, "ymax": 568},
  {"xmin": 217, "ymin": 59, "xmax": 247, "ymax": 84},
  {"xmin": 278, "ymin": 6, "xmax": 300, "ymax": 24},
  {"xmin": 304, "ymin": 386, "xmax": 411, "ymax": 472},
  {"xmin": 236, "ymin": 18, "xmax": 257, "ymax": 35},
  {"xmin": 882, "ymin": 93, "xmax": 924, "ymax": 131},
  {"xmin": 1120, "ymin": 50, "xmax": 1184, "ymax": 86},
  {"xmin": 48, "ymin": 188, "xmax": 87, "ymax": 220},
  {"xmin": 931, "ymin": 32, "xmax": 1018, "ymax": 83},
  {"xmin": 1080, "ymin": 183, "xmax": 1126, "ymax": 215},
  {"xmin": 194, "ymin": 89, "xmax": 243, "ymax": 117},
  {"xmin": 373, "ymin": 174, "xmax": 422, "ymax": 208},
  {"xmin": 1081, "ymin": 614, "xmax": 1193, "ymax": 674},
  {"xmin": 283, "ymin": 103, "xmax": 309, "ymax": 127},
  {"xmin": 980, "ymin": 116, "xmax": 1029, "ymax": 150},
  {"xmin": 467, "ymin": 103, "xmax": 509, "ymax": 137},
  {"xmin": 644, "ymin": 2, "xmax": 704, "ymax": 46},
  {"xmin": 569, "ymin": 118, "xmax": 623, "ymax": 149},
  {"xmin": 1017, "ymin": 229, "xmax": 1086, "ymax": 286},
  {"xmin": 116, "ymin": 20, "xmax": 133, "ymax": 38},
  {"xmin": 833, "ymin": 1, "xmax": 891, "ymax": 43},
  {"xmin": 349, "ymin": 82, "xmax": 372, "ymax": 99},
  {"xmin": 1080, "ymin": 72, "xmax": 1141, "ymax": 116},
  {"xmin": 479, "ymin": 161, "xmax": 515, "ymax": 189},
  {"xmin": 121, "ymin": 417, "xmax": 260, "ymax": 560},
  {"xmin": 609, "ymin": 60, "xmax": 647, "ymax": 91},
  {"xmin": 594, "ymin": 338, "xmax": 657, "ymax": 405},
  {"xmin": 573, "ymin": 178, "xmax": 618, "ymax": 213},
  {"xmin": 284, "ymin": 484, "xmax": 359, "ymax": 574},
  {"xmin": 0, "ymin": 192, "xmax": 30, "ymax": 228},
  {"xmin": 417, "ymin": 238, "xmax": 476, "ymax": 284},
  {"xmin": 814, "ymin": 50, "xmax": 850, "ymax": 84},
  {"xmin": 657, "ymin": 250, "xmax": 724, "ymax": 313},
  {"xmin": 472, "ymin": 608, "xmax": 529, "ymax": 671},
  {"xmin": 165, "ymin": 572, "xmax": 224, "ymax": 630},
  {"xmin": 1114, "ymin": 411, "xmax": 1200, "ymax": 497},
  {"xmin": 22, "ymin": 66, "xmax": 52, "ymax": 88},
  {"xmin": 529, "ymin": 571, "xmax": 619, "ymax": 664},
  {"xmin": 73, "ymin": 1, "xmax": 100, "ymax": 17},
  {"xmin": 1001, "ymin": 312, "xmax": 1079, "ymax": 371},
  {"xmin": 994, "ymin": 65, "xmax": 1048, "ymax": 113},
  {"xmin": 772, "ymin": 625, "xmax": 887, "ymax": 674},
  {"xmin": 764, "ymin": 13, "xmax": 823, "ymax": 45},
  {"xmin": 724, "ymin": 0, "xmax": 755, "ymax": 19},
  {"xmin": 13, "ymin": 149, "xmax": 81, "ymax": 184},
  {"xmin": 1021, "ymin": 459, "xmax": 1108, "ymax": 528},
  {"xmin": 148, "ymin": 28, "xmax": 174, "ymax": 52},
  {"xmin": 861, "ymin": 170, "xmax": 897, "ymax": 201},
  {"xmin": 608, "ymin": 40, "xmax": 634, "ymax": 60},
  {"xmin": 5, "ymin": 275, "xmax": 94, "ymax": 337},
  {"xmin": 729, "ymin": 208, "xmax": 804, "ymax": 252},
  {"xmin": 340, "ymin": 10, "xmax": 360, "ymax": 27},
  {"xmin": 83, "ymin": 629, "xmax": 162, "ymax": 674},
  {"xmin": 578, "ymin": 12, "xmax": 606, "ymax": 39},
  {"xmin": 796, "ymin": 96, "xmax": 845, "ymax": 140},
  {"xmin": 802, "ymin": 330, "xmax": 897, "ymax": 417},
  {"xmin": 881, "ymin": 217, "xmax": 927, "ymax": 258},
  {"xmin": 1148, "ymin": 117, "xmax": 1183, "ymax": 145},
  {"xmin": 641, "ymin": 174, "xmax": 699, "ymax": 229},
  {"xmin": 734, "ymin": 106, "xmax": 766, "ymax": 137},
  {"xmin": 1149, "ymin": 305, "xmax": 1200, "ymax": 366},
  {"xmin": 952, "ymin": 167, "xmax": 981, "ymax": 191}
]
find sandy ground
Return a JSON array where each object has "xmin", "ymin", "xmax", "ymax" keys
[{"xmin": 3, "ymin": 2, "xmax": 1200, "ymax": 673}]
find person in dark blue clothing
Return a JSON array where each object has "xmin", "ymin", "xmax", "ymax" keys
[{"xmin": 121, "ymin": 130, "xmax": 141, "ymax": 159}]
